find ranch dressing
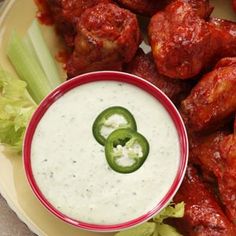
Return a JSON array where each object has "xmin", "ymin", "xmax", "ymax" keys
[{"xmin": 31, "ymin": 81, "xmax": 180, "ymax": 224}]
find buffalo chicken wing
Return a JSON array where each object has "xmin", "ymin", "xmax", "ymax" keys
[
  {"xmin": 217, "ymin": 121, "xmax": 236, "ymax": 223},
  {"xmin": 66, "ymin": 3, "xmax": 141, "ymax": 77},
  {"xmin": 45, "ymin": 0, "xmax": 111, "ymax": 47},
  {"xmin": 148, "ymin": 0, "xmax": 218, "ymax": 79},
  {"xmin": 148, "ymin": 0, "xmax": 236, "ymax": 79},
  {"xmin": 173, "ymin": 165, "xmax": 236, "ymax": 236},
  {"xmin": 209, "ymin": 18, "xmax": 236, "ymax": 59},
  {"xmin": 189, "ymin": 130, "xmax": 229, "ymax": 182},
  {"xmin": 115, "ymin": 0, "xmax": 212, "ymax": 18},
  {"xmin": 115, "ymin": 0, "xmax": 169, "ymax": 16},
  {"xmin": 184, "ymin": 0, "xmax": 213, "ymax": 19},
  {"xmin": 188, "ymin": 121, "xmax": 236, "ymax": 224},
  {"xmin": 181, "ymin": 57, "xmax": 236, "ymax": 132},
  {"xmin": 125, "ymin": 49, "xmax": 191, "ymax": 104}
]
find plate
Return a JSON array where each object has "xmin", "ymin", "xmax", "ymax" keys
[{"xmin": 0, "ymin": 0, "xmax": 235, "ymax": 235}]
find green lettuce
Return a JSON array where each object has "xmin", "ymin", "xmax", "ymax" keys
[
  {"xmin": 0, "ymin": 68, "xmax": 36, "ymax": 152},
  {"xmin": 153, "ymin": 202, "xmax": 185, "ymax": 223},
  {"xmin": 116, "ymin": 222, "xmax": 156, "ymax": 236},
  {"xmin": 115, "ymin": 202, "xmax": 184, "ymax": 236}
]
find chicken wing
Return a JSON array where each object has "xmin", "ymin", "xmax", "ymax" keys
[
  {"xmin": 184, "ymin": 0, "xmax": 213, "ymax": 19},
  {"xmin": 173, "ymin": 165, "xmax": 236, "ymax": 236},
  {"xmin": 66, "ymin": 3, "xmax": 141, "ymax": 77},
  {"xmin": 181, "ymin": 57, "xmax": 236, "ymax": 132},
  {"xmin": 114, "ymin": 0, "xmax": 168, "ymax": 16},
  {"xmin": 187, "ymin": 117, "xmax": 236, "ymax": 224},
  {"xmin": 189, "ymin": 130, "xmax": 229, "ymax": 182},
  {"xmin": 148, "ymin": 0, "xmax": 218, "ymax": 79},
  {"xmin": 209, "ymin": 18, "xmax": 236, "ymax": 60},
  {"xmin": 115, "ymin": 0, "xmax": 212, "ymax": 18},
  {"xmin": 148, "ymin": 0, "xmax": 236, "ymax": 80},
  {"xmin": 44, "ymin": 0, "xmax": 111, "ymax": 47},
  {"xmin": 125, "ymin": 49, "xmax": 191, "ymax": 104},
  {"xmin": 217, "ymin": 124, "xmax": 236, "ymax": 223}
]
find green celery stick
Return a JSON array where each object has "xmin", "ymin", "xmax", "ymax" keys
[
  {"xmin": 7, "ymin": 31, "xmax": 52, "ymax": 104},
  {"xmin": 27, "ymin": 20, "xmax": 62, "ymax": 88}
]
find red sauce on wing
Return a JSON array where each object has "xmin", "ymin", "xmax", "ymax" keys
[
  {"xmin": 34, "ymin": 0, "xmax": 54, "ymax": 25},
  {"xmin": 56, "ymin": 50, "xmax": 71, "ymax": 70}
]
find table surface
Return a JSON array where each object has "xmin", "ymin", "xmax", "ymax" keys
[
  {"xmin": 0, "ymin": 1, "xmax": 35, "ymax": 235},
  {"xmin": 0, "ymin": 195, "xmax": 35, "ymax": 236}
]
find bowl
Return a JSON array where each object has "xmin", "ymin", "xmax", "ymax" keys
[{"xmin": 23, "ymin": 71, "xmax": 188, "ymax": 232}]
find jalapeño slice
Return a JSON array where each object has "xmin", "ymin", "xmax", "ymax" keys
[
  {"xmin": 92, "ymin": 106, "xmax": 137, "ymax": 145},
  {"xmin": 105, "ymin": 128, "xmax": 149, "ymax": 174}
]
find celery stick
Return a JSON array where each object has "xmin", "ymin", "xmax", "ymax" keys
[
  {"xmin": 28, "ymin": 20, "xmax": 62, "ymax": 88},
  {"xmin": 7, "ymin": 31, "xmax": 52, "ymax": 104},
  {"xmin": 23, "ymin": 35, "xmax": 40, "ymax": 65}
]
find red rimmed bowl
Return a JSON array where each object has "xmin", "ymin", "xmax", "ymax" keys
[{"xmin": 23, "ymin": 71, "xmax": 188, "ymax": 232}]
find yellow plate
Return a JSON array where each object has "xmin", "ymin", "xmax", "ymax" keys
[{"xmin": 0, "ymin": 0, "xmax": 235, "ymax": 235}]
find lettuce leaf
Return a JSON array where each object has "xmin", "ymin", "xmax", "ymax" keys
[
  {"xmin": 155, "ymin": 223, "xmax": 182, "ymax": 236},
  {"xmin": 115, "ymin": 222, "xmax": 156, "ymax": 236},
  {"xmin": 0, "ymin": 67, "xmax": 36, "ymax": 152},
  {"xmin": 153, "ymin": 202, "xmax": 185, "ymax": 223},
  {"xmin": 115, "ymin": 202, "xmax": 184, "ymax": 236}
]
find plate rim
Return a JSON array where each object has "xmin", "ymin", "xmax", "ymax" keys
[{"xmin": 1, "ymin": 1, "xmax": 236, "ymax": 236}]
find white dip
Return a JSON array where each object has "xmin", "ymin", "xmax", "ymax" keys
[{"xmin": 31, "ymin": 81, "xmax": 180, "ymax": 225}]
